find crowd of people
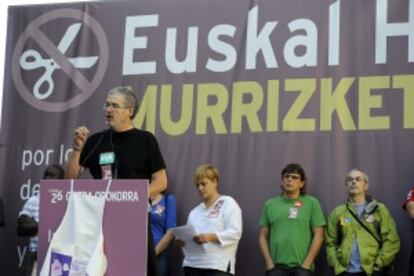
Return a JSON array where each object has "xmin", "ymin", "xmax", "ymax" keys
[{"xmin": 11, "ymin": 86, "xmax": 414, "ymax": 276}]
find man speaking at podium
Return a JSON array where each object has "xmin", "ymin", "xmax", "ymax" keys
[{"xmin": 65, "ymin": 86, "xmax": 168, "ymax": 276}]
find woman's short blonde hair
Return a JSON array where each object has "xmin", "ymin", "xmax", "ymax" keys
[{"xmin": 193, "ymin": 164, "xmax": 220, "ymax": 184}]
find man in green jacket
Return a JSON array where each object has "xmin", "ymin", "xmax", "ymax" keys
[{"xmin": 326, "ymin": 169, "xmax": 400, "ymax": 276}]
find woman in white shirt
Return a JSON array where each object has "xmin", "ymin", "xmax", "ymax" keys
[{"xmin": 180, "ymin": 164, "xmax": 242, "ymax": 276}]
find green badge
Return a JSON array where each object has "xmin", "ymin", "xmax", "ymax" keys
[{"xmin": 99, "ymin": 152, "xmax": 115, "ymax": 165}]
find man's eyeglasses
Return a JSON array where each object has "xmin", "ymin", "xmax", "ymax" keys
[
  {"xmin": 283, "ymin": 174, "xmax": 301, "ymax": 180},
  {"xmin": 346, "ymin": 176, "xmax": 365, "ymax": 183},
  {"xmin": 103, "ymin": 102, "xmax": 129, "ymax": 110}
]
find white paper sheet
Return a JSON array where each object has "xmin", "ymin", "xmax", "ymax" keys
[{"xmin": 170, "ymin": 224, "xmax": 207, "ymax": 255}]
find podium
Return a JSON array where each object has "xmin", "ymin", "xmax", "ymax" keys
[{"xmin": 38, "ymin": 179, "xmax": 149, "ymax": 276}]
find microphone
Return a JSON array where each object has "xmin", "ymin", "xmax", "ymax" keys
[
  {"xmin": 79, "ymin": 128, "xmax": 110, "ymax": 169},
  {"xmin": 108, "ymin": 128, "xmax": 118, "ymax": 179}
]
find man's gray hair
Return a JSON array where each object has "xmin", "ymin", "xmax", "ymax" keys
[
  {"xmin": 108, "ymin": 86, "xmax": 138, "ymax": 118},
  {"xmin": 346, "ymin": 168, "xmax": 369, "ymax": 184}
]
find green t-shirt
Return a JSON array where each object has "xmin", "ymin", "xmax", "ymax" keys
[{"xmin": 259, "ymin": 195, "xmax": 326, "ymax": 268}]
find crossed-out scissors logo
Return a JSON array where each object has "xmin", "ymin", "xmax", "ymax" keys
[{"xmin": 11, "ymin": 9, "xmax": 109, "ymax": 112}]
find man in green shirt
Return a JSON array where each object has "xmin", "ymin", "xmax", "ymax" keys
[{"xmin": 259, "ymin": 163, "xmax": 326, "ymax": 276}]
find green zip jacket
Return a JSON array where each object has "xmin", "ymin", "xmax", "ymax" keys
[{"xmin": 326, "ymin": 200, "xmax": 400, "ymax": 276}]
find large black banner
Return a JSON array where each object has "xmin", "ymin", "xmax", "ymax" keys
[{"xmin": 1, "ymin": 0, "xmax": 414, "ymax": 274}]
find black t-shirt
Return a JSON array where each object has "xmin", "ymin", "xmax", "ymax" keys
[
  {"xmin": 410, "ymin": 220, "xmax": 414, "ymax": 276},
  {"xmin": 0, "ymin": 198, "xmax": 4, "ymax": 227},
  {"xmin": 79, "ymin": 128, "xmax": 166, "ymax": 180}
]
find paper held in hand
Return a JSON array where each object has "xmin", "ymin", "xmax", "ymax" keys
[{"xmin": 170, "ymin": 224, "xmax": 207, "ymax": 255}]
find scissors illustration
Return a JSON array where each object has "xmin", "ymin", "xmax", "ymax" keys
[{"xmin": 19, "ymin": 23, "xmax": 98, "ymax": 100}]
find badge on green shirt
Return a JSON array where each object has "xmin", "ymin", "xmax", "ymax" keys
[{"xmin": 99, "ymin": 152, "xmax": 115, "ymax": 165}]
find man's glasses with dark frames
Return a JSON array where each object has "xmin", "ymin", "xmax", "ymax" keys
[
  {"xmin": 103, "ymin": 102, "xmax": 130, "ymax": 110},
  {"xmin": 283, "ymin": 174, "xmax": 301, "ymax": 180}
]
